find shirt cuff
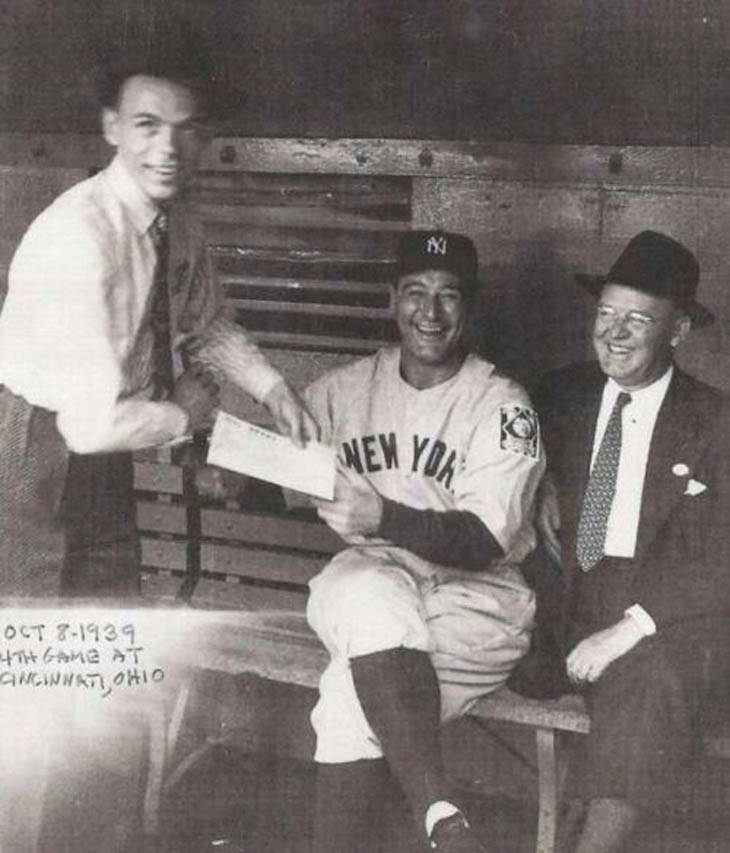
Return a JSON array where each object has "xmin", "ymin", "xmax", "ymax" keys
[
  {"xmin": 249, "ymin": 365, "xmax": 285, "ymax": 405},
  {"xmin": 158, "ymin": 401, "xmax": 190, "ymax": 440},
  {"xmin": 57, "ymin": 399, "xmax": 191, "ymax": 454},
  {"xmin": 625, "ymin": 604, "xmax": 657, "ymax": 636},
  {"xmin": 190, "ymin": 318, "xmax": 283, "ymax": 403}
]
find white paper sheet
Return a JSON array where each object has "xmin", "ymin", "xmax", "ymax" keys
[{"xmin": 206, "ymin": 411, "xmax": 335, "ymax": 500}]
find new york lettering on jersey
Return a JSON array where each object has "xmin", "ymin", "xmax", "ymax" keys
[{"xmin": 340, "ymin": 432, "xmax": 458, "ymax": 490}]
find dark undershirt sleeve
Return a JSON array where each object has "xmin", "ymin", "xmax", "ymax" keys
[{"xmin": 377, "ymin": 497, "xmax": 504, "ymax": 572}]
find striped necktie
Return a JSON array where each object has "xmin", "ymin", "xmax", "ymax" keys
[
  {"xmin": 149, "ymin": 212, "xmax": 174, "ymax": 399},
  {"xmin": 576, "ymin": 391, "xmax": 632, "ymax": 571}
]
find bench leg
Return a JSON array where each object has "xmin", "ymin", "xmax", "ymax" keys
[
  {"xmin": 166, "ymin": 676, "xmax": 194, "ymax": 758},
  {"xmin": 143, "ymin": 700, "xmax": 168, "ymax": 838},
  {"xmin": 535, "ymin": 726, "xmax": 558, "ymax": 853}
]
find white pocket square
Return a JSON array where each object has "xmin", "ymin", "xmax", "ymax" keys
[{"xmin": 684, "ymin": 478, "xmax": 707, "ymax": 496}]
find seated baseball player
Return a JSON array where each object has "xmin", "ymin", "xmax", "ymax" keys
[{"xmin": 305, "ymin": 230, "xmax": 545, "ymax": 853}]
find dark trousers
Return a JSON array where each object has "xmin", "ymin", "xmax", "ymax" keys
[
  {"xmin": 0, "ymin": 386, "xmax": 140, "ymax": 597},
  {"xmin": 570, "ymin": 558, "xmax": 729, "ymax": 808}
]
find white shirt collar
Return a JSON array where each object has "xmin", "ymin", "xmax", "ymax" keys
[
  {"xmin": 603, "ymin": 364, "xmax": 674, "ymax": 411},
  {"xmin": 596, "ymin": 364, "xmax": 674, "ymax": 560},
  {"xmin": 105, "ymin": 155, "xmax": 160, "ymax": 236}
]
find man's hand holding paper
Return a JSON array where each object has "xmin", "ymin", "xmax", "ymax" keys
[{"xmin": 311, "ymin": 462, "xmax": 384, "ymax": 539}]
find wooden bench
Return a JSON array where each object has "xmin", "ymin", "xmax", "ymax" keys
[
  {"xmin": 135, "ymin": 453, "xmax": 594, "ymax": 851},
  {"xmin": 136, "ymin": 452, "xmax": 730, "ymax": 852},
  {"xmin": 163, "ymin": 608, "xmax": 589, "ymax": 853}
]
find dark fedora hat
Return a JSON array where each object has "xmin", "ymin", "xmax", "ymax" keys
[{"xmin": 575, "ymin": 230, "xmax": 714, "ymax": 327}]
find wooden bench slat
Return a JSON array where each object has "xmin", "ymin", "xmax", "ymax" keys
[
  {"xmin": 141, "ymin": 538, "xmax": 187, "ymax": 571},
  {"xmin": 137, "ymin": 502, "xmax": 188, "ymax": 535},
  {"xmin": 141, "ymin": 571, "xmax": 183, "ymax": 600},
  {"xmin": 200, "ymin": 542, "xmax": 324, "ymax": 586},
  {"xmin": 134, "ymin": 462, "xmax": 183, "ymax": 495},
  {"xmin": 192, "ymin": 581, "xmax": 308, "ymax": 613},
  {"xmin": 471, "ymin": 689, "xmax": 590, "ymax": 734},
  {"xmin": 200, "ymin": 510, "xmax": 341, "ymax": 555}
]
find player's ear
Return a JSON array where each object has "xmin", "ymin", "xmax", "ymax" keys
[{"xmin": 102, "ymin": 108, "xmax": 120, "ymax": 147}]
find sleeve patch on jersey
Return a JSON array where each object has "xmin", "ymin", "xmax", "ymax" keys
[{"xmin": 500, "ymin": 406, "xmax": 539, "ymax": 459}]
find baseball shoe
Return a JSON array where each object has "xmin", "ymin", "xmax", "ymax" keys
[{"xmin": 428, "ymin": 813, "xmax": 488, "ymax": 852}]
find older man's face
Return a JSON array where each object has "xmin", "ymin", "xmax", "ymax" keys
[{"xmin": 593, "ymin": 283, "xmax": 690, "ymax": 391}]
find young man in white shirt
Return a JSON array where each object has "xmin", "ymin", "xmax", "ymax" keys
[
  {"xmin": 0, "ymin": 18, "xmax": 315, "ymax": 596},
  {"xmin": 535, "ymin": 231, "xmax": 730, "ymax": 852}
]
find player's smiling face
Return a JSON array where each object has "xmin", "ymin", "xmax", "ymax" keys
[
  {"xmin": 593, "ymin": 283, "xmax": 689, "ymax": 390},
  {"xmin": 102, "ymin": 75, "xmax": 209, "ymax": 204},
  {"xmin": 394, "ymin": 269, "xmax": 467, "ymax": 388}
]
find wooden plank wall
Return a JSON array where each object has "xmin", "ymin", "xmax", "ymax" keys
[
  {"xmin": 194, "ymin": 168, "xmax": 407, "ymax": 422},
  {"xmin": 1, "ymin": 135, "xmax": 728, "ymax": 393},
  {"xmin": 207, "ymin": 138, "xmax": 729, "ymax": 393},
  {"xmin": 196, "ymin": 170, "xmax": 405, "ymax": 353},
  {"xmin": 1, "ymin": 135, "xmax": 729, "ymax": 606}
]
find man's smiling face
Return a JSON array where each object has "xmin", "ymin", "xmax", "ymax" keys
[
  {"xmin": 593, "ymin": 283, "xmax": 690, "ymax": 390},
  {"xmin": 102, "ymin": 74, "xmax": 208, "ymax": 203},
  {"xmin": 394, "ymin": 269, "xmax": 467, "ymax": 389}
]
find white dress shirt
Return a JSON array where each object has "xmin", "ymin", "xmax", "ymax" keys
[
  {"xmin": 590, "ymin": 366, "xmax": 673, "ymax": 633},
  {"xmin": 0, "ymin": 156, "xmax": 281, "ymax": 453}
]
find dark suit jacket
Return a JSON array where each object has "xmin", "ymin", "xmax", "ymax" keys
[{"xmin": 536, "ymin": 362, "xmax": 730, "ymax": 643}]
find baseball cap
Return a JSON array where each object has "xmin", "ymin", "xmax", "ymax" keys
[{"xmin": 395, "ymin": 230, "xmax": 479, "ymax": 293}]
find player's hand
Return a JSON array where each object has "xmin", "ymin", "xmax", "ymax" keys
[
  {"xmin": 171, "ymin": 364, "xmax": 220, "ymax": 431},
  {"xmin": 263, "ymin": 380, "xmax": 319, "ymax": 448},
  {"xmin": 312, "ymin": 462, "xmax": 383, "ymax": 538},
  {"xmin": 566, "ymin": 617, "xmax": 644, "ymax": 685},
  {"xmin": 536, "ymin": 472, "xmax": 562, "ymax": 566}
]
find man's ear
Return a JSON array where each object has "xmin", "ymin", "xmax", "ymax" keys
[
  {"xmin": 102, "ymin": 108, "xmax": 119, "ymax": 147},
  {"xmin": 671, "ymin": 312, "xmax": 691, "ymax": 348}
]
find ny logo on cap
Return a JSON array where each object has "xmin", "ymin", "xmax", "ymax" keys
[{"xmin": 426, "ymin": 235, "xmax": 447, "ymax": 255}]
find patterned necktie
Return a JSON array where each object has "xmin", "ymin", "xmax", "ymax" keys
[
  {"xmin": 576, "ymin": 391, "xmax": 632, "ymax": 571},
  {"xmin": 149, "ymin": 212, "xmax": 174, "ymax": 399}
]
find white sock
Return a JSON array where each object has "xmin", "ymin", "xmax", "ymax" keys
[{"xmin": 425, "ymin": 800, "xmax": 462, "ymax": 837}]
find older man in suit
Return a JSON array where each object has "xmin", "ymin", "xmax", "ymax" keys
[{"xmin": 535, "ymin": 231, "xmax": 730, "ymax": 852}]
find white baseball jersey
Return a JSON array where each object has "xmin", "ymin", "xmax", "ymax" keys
[{"xmin": 305, "ymin": 346, "xmax": 544, "ymax": 570}]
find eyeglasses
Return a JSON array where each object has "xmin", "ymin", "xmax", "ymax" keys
[{"xmin": 595, "ymin": 305, "xmax": 656, "ymax": 333}]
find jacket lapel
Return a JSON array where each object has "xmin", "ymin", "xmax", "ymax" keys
[{"xmin": 635, "ymin": 369, "xmax": 703, "ymax": 557}]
